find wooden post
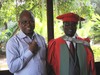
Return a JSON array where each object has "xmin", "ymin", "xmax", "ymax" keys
[{"xmin": 46, "ymin": 0, "xmax": 54, "ymax": 43}]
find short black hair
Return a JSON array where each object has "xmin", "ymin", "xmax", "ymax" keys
[{"xmin": 19, "ymin": 10, "xmax": 34, "ymax": 21}]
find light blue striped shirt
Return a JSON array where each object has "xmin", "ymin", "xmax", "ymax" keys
[{"xmin": 6, "ymin": 30, "xmax": 47, "ymax": 75}]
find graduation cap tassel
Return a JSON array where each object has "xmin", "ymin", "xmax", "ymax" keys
[
  {"xmin": 79, "ymin": 17, "xmax": 81, "ymax": 28},
  {"xmin": 79, "ymin": 20, "xmax": 81, "ymax": 28}
]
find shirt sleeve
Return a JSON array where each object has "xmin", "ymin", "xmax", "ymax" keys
[{"xmin": 6, "ymin": 38, "xmax": 33, "ymax": 73}]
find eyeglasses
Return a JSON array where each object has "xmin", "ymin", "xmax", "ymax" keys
[{"xmin": 20, "ymin": 20, "xmax": 34, "ymax": 25}]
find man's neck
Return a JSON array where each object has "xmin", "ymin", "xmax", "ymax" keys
[{"xmin": 27, "ymin": 32, "xmax": 34, "ymax": 39}]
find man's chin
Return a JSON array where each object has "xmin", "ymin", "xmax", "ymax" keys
[
  {"xmin": 27, "ymin": 30, "xmax": 33, "ymax": 32},
  {"xmin": 26, "ymin": 31, "xmax": 33, "ymax": 34},
  {"xmin": 65, "ymin": 34, "xmax": 74, "ymax": 37}
]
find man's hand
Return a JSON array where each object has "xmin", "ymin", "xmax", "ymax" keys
[{"xmin": 28, "ymin": 40, "xmax": 39, "ymax": 54}]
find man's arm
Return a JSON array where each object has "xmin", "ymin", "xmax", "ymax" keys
[{"xmin": 6, "ymin": 39, "xmax": 33, "ymax": 73}]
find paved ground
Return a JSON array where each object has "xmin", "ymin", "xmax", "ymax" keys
[{"xmin": 0, "ymin": 53, "xmax": 8, "ymax": 71}]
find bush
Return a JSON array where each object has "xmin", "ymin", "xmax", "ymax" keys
[{"xmin": 92, "ymin": 46, "xmax": 100, "ymax": 62}]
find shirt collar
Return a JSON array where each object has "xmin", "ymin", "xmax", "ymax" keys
[{"xmin": 17, "ymin": 30, "xmax": 36, "ymax": 39}]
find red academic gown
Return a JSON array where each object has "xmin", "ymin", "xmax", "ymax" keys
[{"xmin": 47, "ymin": 36, "xmax": 96, "ymax": 75}]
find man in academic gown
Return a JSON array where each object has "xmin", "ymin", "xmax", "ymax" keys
[{"xmin": 47, "ymin": 13, "xmax": 96, "ymax": 75}]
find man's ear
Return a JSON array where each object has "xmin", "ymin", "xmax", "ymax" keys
[{"xmin": 18, "ymin": 21, "xmax": 21, "ymax": 28}]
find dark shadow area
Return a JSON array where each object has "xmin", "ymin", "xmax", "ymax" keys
[
  {"xmin": 0, "ymin": 70, "xmax": 13, "ymax": 75},
  {"xmin": 95, "ymin": 62, "xmax": 100, "ymax": 75}
]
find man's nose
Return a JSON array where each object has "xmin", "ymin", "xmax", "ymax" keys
[{"xmin": 26, "ymin": 21, "xmax": 32, "ymax": 26}]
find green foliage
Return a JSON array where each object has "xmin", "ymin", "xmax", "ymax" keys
[
  {"xmin": 0, "ymin": 23, "xmax": 18, "ymax": 43},
  {"xmin": 0, "ymin": 1, "xmax": 16, "ymax": 24},
  {"xmin": 90, "ymin": 0, "xmax": 100, "ymax": 15},
  {"xmin": 92, "ymin": 46, "xmax": 100, "ymax": 62},
  {"xmin": 53, "ymin": 0, "xmax": 94, "ymax": 18},
  {"xmin": 89, "ymin": 14, "xmax": 100, "ymax": 43},
  {"xmin": 0, "ymin": 23, "xmax": 18, "ymax": 52}
]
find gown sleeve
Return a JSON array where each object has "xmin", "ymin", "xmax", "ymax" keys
[
  {"xmin": 84, "ymin": 38, "xmax": 96, "ymax": 75},
  {"xmin": 47, "ymin": 39, "xmax": 56, "ymax": 75}
]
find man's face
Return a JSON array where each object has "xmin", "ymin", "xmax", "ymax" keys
[
  {"xmin": 63, "ymin": 21, "xmax": 78, "ymax": 37},
  {"xmin": 18, "ymin": 12, "xmax": 35, "ymax": 35}
]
